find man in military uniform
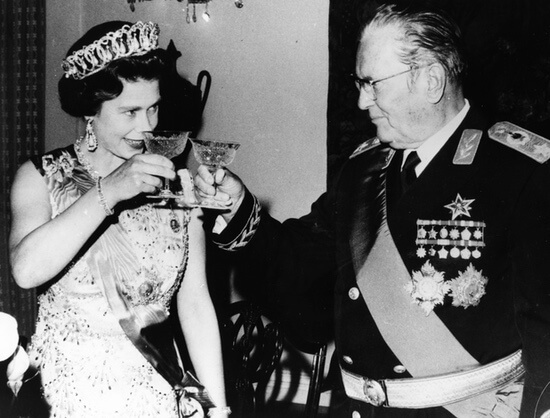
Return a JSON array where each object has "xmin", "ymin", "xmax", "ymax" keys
[{"xmin": 194, "ymin": 4, "xmax": 550, "ymax": 417}]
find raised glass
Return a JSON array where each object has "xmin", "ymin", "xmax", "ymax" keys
[
  {"xmin": 144, "ymin": 130, "xmax": 191, "ymax": 200},
  {"xmin": 190, "ymin": 138, "xmax": 240, "ymax": 208},
  {"xmin": 190, "ymin": 138, "xmax": 240, "ymax": 174}
]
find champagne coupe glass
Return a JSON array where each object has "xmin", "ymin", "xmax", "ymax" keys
[
  {"xmin": 144, "ymin": 130, "xmax": 191, "ymax": 200},
  {"xmin": 190, "ymin": 138, "xmax": 240, "ymax": 208}
]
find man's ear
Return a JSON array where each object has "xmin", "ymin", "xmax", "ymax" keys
[{"xmin": 425, "ymin": 63, "xmax": 446, "ymax": 104}]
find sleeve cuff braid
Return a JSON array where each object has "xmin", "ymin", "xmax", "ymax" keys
[{"xmin": 213, "ymin": 192, "xmax": 261, "ymax": 252}]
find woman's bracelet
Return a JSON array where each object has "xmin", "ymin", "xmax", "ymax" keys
[
  {"xmin": 96, "ymin": 176, "xmax": 114, "ymax": 216},
  {"xmin": 207, "ymin": 406, "xmax": 232, "ymax": 417}
]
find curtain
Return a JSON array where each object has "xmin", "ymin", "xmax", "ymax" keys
[{"xmin": 0, "ymin": 0, "xmax": 46, "ymax": 339}]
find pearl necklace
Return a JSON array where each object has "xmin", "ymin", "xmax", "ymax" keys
[{"xmin": 74, "ymin": 136, "xmax": 100, "ymax": 181}]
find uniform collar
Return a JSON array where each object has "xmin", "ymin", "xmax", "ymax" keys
[{"xmin": 404, "ymin": 99, "xmax": 470, "ymax": 176}]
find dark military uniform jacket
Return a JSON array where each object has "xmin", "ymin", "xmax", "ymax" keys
[{"xmin": 211, "ymin": 108, "xmax": 550, "ymax": 417}]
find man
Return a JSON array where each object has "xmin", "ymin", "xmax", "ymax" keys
[{"xmin": 195, "ymin": 4, "xmax": 550, "ymax": 417}]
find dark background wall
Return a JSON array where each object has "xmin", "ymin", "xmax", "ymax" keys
[{"xmin": 327, "ymin": 0, "xmax": 550, "ymax": 179}]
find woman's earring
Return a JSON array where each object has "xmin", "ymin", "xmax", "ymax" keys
[{"xmin": 85, "ymin": 118, "xmax": 98, "ymax": 152}]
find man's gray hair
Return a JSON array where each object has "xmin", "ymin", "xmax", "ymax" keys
[{"xmin": 361, "ymin": 4, "xmax": 466, "ymax": 85}]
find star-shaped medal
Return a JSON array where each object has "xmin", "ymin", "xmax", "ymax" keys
[{"xmin": 444, "ymin": 194, "xmax": 475, "ymax": 220}]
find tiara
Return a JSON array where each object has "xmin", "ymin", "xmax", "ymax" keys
[{"xmin": 62, "ymin": 21, "xmax": 160, "ymax": 80}]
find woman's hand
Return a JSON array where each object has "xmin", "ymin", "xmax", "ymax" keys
[
  {"xmin": 9, "ymin": 153, "xmax": 177, "ymax": 289},
  {"xmin": 100, "ymin": 153, "xmax": 176, "ymax": 207}
]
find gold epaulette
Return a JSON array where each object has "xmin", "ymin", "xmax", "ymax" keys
[
  {"xmin": 488, "ymin": 121, "xmax": 550, "ymax": 163},
  {"xmin": 349, "ymin": 137, "xmax": 381, "ymax": 159}
]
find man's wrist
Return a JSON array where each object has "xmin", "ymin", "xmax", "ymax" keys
[
  {"xmin": 222, "ymin": 190, "xmax": 246, "ymax": 224},
  {"xmin": 212, "ymin": 190, "xmax": 261, "ymax": 251}
]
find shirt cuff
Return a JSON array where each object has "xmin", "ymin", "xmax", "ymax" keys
[{"xmin": 212, "ymin": 215, "xmax": 228, "ymax": 234}]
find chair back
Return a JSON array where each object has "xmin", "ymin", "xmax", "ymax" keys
[{"xmin": 221, "ymin": 301, "xmax": 284, "ymax": 417}]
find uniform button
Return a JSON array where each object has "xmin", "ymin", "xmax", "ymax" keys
[
  {"xmin": 352, "ymin": 411, "xmax": 361, "ymax": 418},
  {"xmin": 348, "ymin": 287, "xmax": 360, "ymax": 300},
  {"xmin": 343, "ymin": 355, "xmax": 353, "ymax": 365},
  {"xmin": 393, "ymin": 365, "xmax": 407, "ymax": 374}
]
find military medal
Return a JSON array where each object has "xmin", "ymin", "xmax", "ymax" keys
[
  {"xmin": 450, "ymin": 247, "xmax": 460, "ymax": 258},
  {"xmin": 406, "ymin": 261, "xmax": 450, "ymax": 315},
  {"xmin": 449, "ymin": 264, "xmax": 488, "ymax": 308},
  {"xmin": 444, "ymin": 193, "xmax": 475, "ymax": 220},
  {"xmin": 415, "ymin": 194, "xmax": 486, "ymax": 261},
  {"xmin": 408, "ymin": 194, "xmax": 489, "ymax": 313}
]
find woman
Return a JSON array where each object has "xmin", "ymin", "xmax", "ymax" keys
[{"xmin": 9, "ymin": 20, "xmax": 229, "ymax": 417}]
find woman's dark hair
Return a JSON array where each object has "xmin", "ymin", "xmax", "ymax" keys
[{"xmin": 58, "ymin": 21, "xmax": 168, "ymax": 117}]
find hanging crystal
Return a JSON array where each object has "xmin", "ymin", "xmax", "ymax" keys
[{"xmin": 186, "ymin": 0, "xmax": 210, "ymax": 23}]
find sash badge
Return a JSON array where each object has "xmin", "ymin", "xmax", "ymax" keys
[{"xmin": 407, "ymin": 261, "xmax": 488, "ymax": 315}]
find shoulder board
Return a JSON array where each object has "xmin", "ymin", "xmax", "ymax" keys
[
  {"xmin": 453, "ymin": 129, "xmax": 482, "ymax": 165},
  {"xmin": 488, "ymin": 121, "xmax": 550, "ymax": 163},
  {"xmin": 349, "ymin": 137, "xmax": 381, "ymax": 159}
]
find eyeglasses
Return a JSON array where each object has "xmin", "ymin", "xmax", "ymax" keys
[{"xmin": 352, "ymin": 67, "xmax": 415, "ymax": 101}]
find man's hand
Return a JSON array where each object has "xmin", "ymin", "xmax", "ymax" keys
[{"xmin": 192, "ymin": 165, "xmax": 246, "ymax": 221}]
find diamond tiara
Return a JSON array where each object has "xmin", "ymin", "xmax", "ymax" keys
[{"xmin": 62, "ymin": 21, "xmax": 160, "ymax": 80}]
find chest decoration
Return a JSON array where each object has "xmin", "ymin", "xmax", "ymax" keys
[
  {"xmin": 407, "ymin": 194, "xmax": 488, "ymax": 315},
  {"xmin": 42, "ymin": 150, "xmax": 77, "ymax": 182},
  {"xmin": 415, "ymin": 194, "xmax": 485, "ymax": 260},
  {"xmin": 169, "ymin": 209, "xmax": 182, "ymax": 233},
  {"xmin": 405, "ymin": 261, "xmax": 449, "ymax": 315},
  {"xmin": 406, "ymin": 261, "xmax": 488, "ymax": 315}
]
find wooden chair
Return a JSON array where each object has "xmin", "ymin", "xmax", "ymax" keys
[
  {"xmin": 221, "ymin": 300, "xmax": 285, "ymax": 417},
  {"xmin": 305, "ymin": 342, "xmax": 327, "ymax": 418},
  {"xmin": 285, "ymin": 336, "xmax": 328, "ymax": 418}
]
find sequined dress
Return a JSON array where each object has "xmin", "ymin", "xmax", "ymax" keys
[{"xmin": 28, "ymin": 145, "xmax": 190, "ymax": 417}]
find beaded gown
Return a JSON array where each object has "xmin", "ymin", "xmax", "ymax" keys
[{"xmin": 27, "ymin": 144, "xmax": 190, "ymax": 417}]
